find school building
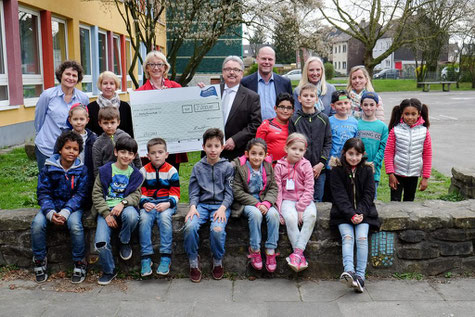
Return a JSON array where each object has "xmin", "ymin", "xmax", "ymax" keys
[{"xmin": 0, "ymin": 0, "xmax": 166, "ymax": 147}]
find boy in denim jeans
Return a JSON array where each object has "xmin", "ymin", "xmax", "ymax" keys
[
  {"xmin": 139, "ymin": 138, "xmax": 180, "ymax": 277},
  {"xmin": 92, "ymin": 136, "xmax": 143, "ymax": 285},
  {"xmin": 32, "ymin": 130, "xmax": 88, "ymax": 283},
  {"xmin": 184, "ymin": 128, "xmax": 234, "ymax": 283}
]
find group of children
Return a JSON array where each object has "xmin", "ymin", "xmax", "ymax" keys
[{"xmin": 32, "ymin": 83, "xmax": 432, "ymax": 294}]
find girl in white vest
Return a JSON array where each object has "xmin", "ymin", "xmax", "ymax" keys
[{"xmin": 384, "ymin": 98, "xmax": 432, "ymax": 201}]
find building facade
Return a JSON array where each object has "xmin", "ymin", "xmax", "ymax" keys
[{"xmin": 0, "ymin": 0, "xmax": 166, "ymax": 147}]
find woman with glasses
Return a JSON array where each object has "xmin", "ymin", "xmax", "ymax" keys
[
  {"xmin": 346, "ymin": 66, "xmax": 384, "ymax": 120},
  {"xmin": 293, "ymin": 56, "xmax": 336, "ymax": 116},
  {"xmin": 87, "ymin": 71, "xmax": 134, "ymax": 137},
  {"xmin": 136, "ymin": 50, "xmax": 187, "ymax": 170}
]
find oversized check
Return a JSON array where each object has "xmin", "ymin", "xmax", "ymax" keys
[{"xmin": 129, "ymin": 85, "xmax": 223, "ymax": 156}]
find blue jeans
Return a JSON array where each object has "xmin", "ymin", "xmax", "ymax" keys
[
  {"xmin": 35, "ymin": 145, "xmax": 49, "ymax": 172},
  {"xmin": 95, "ymin": 206, "xmax": 139, "ymax": 274},
  {"xmin": 281, "ymin": 200, "xmax": 317, "ymax": 250},
  {"xmin": 31, "ymin": 209, "xmax": 85, "ymax": 262},
  {"xmin": 183, "ymin": 203, "xmax": 231, "ymax": 261},
  {"xmin": 139, "ymin": 207, "xmax": 176, "ymax": 256},
  {"xmin": 338, "ymin": 223, "xmax": 370, "ymax": 280},
  {"xmin": 314, "ymin": 171, "xmax": 326, "ymax": 202},
  {"xmin": 374, "ymin": 181, "xmax": 379, "ymax": 200},
  {"xmin": 243, "ymin": 205, "xmax": 280, "ymax": 250}
]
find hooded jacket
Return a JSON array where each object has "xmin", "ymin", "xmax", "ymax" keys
[
  {"xmin": 37, "ymin": 154, "xmax": 88, "ymax": 221},
  {"xmin": 274, "ymin": 156, "xmax": 314, "ymax": 213},
  {"xmin": 188, "ymin": 157, "xmax": 234, "ymax": 208},
  {"xmin": 231, "ymin": 155, "xmax": 278, "ymax": 217},
  {"xmin": 288, "ymin": 109, "xmax": 332, "ymax": 167},
  {"xmin": 329, "ymin": 157, "xmax": 380, "ymax": 230}
]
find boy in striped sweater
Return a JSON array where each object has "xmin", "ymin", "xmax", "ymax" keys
[{"xmin": 139, "ymin": 138, "xmax": 180, "ymax": 276}]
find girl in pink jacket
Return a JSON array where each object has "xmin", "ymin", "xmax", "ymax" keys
[
  {"xmin": 274, "ymin": 133, "xmax": 316, "ymax": 272},
  {"xmin": 384, "ymin": 98, "xmax": 432, "ymax": 201}
]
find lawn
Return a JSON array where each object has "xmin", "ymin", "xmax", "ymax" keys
[
  {"xmin": 291, "ymin": 79, "xmax": 475, "ymax": 92},
  {"xmin": 0, "ymin": 147, "xmax": 461, "ymax": 210}
]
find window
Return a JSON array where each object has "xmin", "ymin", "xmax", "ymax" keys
[
  {"xmin": 338, "ymin": 45, "xmax": 341, "ymax": 53},
  {"xmin": 343, "ymin": 62, "xmax": 346, "ymax": 69},
  {"xmin": 113, "ymin": 35, "xmax": 121, "ymax": 77},
  {"xmin": 343, "ymin": 45, "xmax": 346, "ymax": 53},
  {"xmin": 334, "ymin": 46, "xmax": 337, "ymax": 54},
  {"xmin": 138, "ymin": 42, "xmax": 146, "ymax": 84},
  {"xmin": 79, "ymin": 25, "xmax": 92, "ymax": 92},
  {"xmin": 125, "ymin": 38, "xmax": 132, "ymax": 89},
  {"xmin": 52, "ymin": 18, "xmax": 67, "ymax": 73},
  {"xmin": 0, "ymin": 4, "xmax": 8, "ymax": 105},
  {"xmin": 98, "ymin": 30, "xmax": 108, "ymax": 73},
  {"xmin": 19, "ymin": 8, "xmax": 43, "ymax": 99}
]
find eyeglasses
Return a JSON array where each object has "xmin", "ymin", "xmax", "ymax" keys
[
  {"xmin": 276, "ymin": 105, "xmax": 294, "ymax": 111},
  {"xmin": 147, "ymin": 63, "xmax": 165, "ymax": 69},
  {"xmin": 223, "ymin": 67, "xmax": 243, "ymax": 73}
]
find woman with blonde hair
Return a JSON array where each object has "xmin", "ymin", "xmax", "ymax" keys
[
  {"xmin": 87, "ymin": 71, "xmax": 134, "ymax": 137},
  {"xmin": 346, "ymin": 66, "xmax": 384, "ymax": 120},
  {"xmin": 293, "ymin": 56, "xmax": 336, "ymax": 116},
  {"xmin": 136, "ymin": 50, "xmax": 187, "ymax": 170}
]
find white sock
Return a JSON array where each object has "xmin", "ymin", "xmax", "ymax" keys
[
  {"xmin": 266, "ymin": 249, "xmax": 275, "ymax": 255},
  {"xmin": 213, "ymin": 258, "xmax": 222, "ymax": 267},
  {"xmin": 189, "ymin": 257, "xmax": 198, "ymax": 268}
]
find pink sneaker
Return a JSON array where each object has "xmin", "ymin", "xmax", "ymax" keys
[
  {"xmin": 286, "ymin": 252, "xmax": 301, "ymax": 272},
  {"xmin": 247, "ymin": 247, "xmax": 263, "ymax": 270},
  {"xmin": 265, "ymin": 251, "xmax": 280, "ymax": 273},
  {"xmin": 299, "ymin": 254, "xmax": 308, "ymax": 271}
]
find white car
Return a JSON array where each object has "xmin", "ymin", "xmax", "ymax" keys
[
  {"xmin": 283, "ymin": 69, "xmax": 302, "ymax": 81},
  {"xmin": 441, "ymin": 66, "xmax": 459, "ymax": 80}
]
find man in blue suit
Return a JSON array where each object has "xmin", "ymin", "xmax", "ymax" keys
[{"xmin": 241, "ymin": 46, "xmax": 293, "ymax": 120}]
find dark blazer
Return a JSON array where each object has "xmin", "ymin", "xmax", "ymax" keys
[
  {"xmin": 87, "ymin": 100, "xmax": 134, "ymax": 138},
  {"xmin": 221, "ymin": 83, "xmax": 262, "ymax": 161},
  {"xmin": 241, "ymin": 72, "xmax": 293, "ymax": 97}
]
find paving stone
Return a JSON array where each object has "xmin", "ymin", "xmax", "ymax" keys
[
  {"xmin": 233, "ymin": 279, "xmax": 300, "ymax": 303},
  {"xmin": 0, "ymin": 299, "xmax": 49, "ymax": 317},
  {"xmin": 164, "ymin": 278, "xmax": 233, "ymax": 303},
  {"xmin": 192, "ymin": 302, "xmax": 267, "ymax": 317},
  {"xmin": 366, "ymin": 280, "xmax": 444, "ymax": 301},
  {"xmin": 299, "ymin": 280, "xmax": 372, "ymax": 302},
  {"xmin": 118, "ymin": 301, "xmax": 193, "ymax": 316},
  {"xmin": 431, "ymin": 279, "xmax": 475, "ymax": 301},
  {"xmin": 267, "ymin": 302, "xmax": 342, "ymax": 316},
  {"xmin": 339, "ymin": 301, "xmax": 415, "ymax": 317}
]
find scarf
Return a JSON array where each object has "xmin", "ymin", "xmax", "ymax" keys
[
  {"xmin": 349, "ymin": 89, "xmax": 366, "ymax": 119},
  {"xmin": 96, "ymin": 92, "xmax": 121, "ymax": 108}
]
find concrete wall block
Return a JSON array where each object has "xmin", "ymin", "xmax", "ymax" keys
[
  {"xmin": 431, "ymin": 228, "xmax": 475, "ymax": 241},
  {"xmin": 397, "ymin": 243, "xmax": 440, "ymax": 260},
  {"xmin": 437, "ymin": 241, "xmax": 473, "ymax": 256},
  {"xmin": 398, "ymin": 230, "xmax": 426, "ymax": 243}
]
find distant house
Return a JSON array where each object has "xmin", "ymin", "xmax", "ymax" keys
[{"xmin": 331, "ymin": 31, "xmax": 365, "ymax": 75}]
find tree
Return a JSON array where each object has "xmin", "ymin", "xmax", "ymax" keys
[
  {"xmin": 318, "ymin": 0, "xmax": 433, "ymax": 76},
  {"xmin": 248, "ymin": 25, "xmax": 268, "ymax": 58},
  {"xmin": 272, "ymin": 7, "xmax": 299, "ymax": 64}
]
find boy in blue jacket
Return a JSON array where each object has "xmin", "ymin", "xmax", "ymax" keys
[
  {"xmin": 31, "ymin": 130, "xmax": 88, "ymax": 284},
  {"xmin": 183, "ymin": 128, "xmax": 234, "ymax": 283}
]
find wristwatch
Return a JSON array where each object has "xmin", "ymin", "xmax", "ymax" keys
[{"xmin": 121, "ymin": 199, "xmax": 128, "ymax": 206}]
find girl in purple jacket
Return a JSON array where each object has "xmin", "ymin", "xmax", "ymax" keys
[{"xmin": 274, "ymin": 133, "xmax": 316, "ymax": 272}]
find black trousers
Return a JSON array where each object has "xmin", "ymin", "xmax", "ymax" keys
[{"xmin": 390, "ymin": 175, "xmax": 419, "ymax": 201}]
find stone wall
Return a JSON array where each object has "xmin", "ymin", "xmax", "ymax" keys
[
  {"xmin": 450, "ymin": 167, "xmax": 475, "ymax": 199},
  {"xmin": 1, "ymin": 200, "xmax": 475, "ymax": 278}
]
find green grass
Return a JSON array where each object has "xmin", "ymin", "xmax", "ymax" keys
[
  {"xmin": 0, "ymin": 147, "xmax": 462, "ymax": 209},
  {"xmin": 0, "ymin": 148, "xmax": 38, "ymax": 209},
  {"xmin": 291, "ymin": 79, "xmax": 475, "ymax": 92}
]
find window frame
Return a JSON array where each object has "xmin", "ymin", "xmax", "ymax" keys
[
  {"xmin": 112, "ymin": 34, "xmax": 122, "ymax": 78},
  {"xmin": 19, "ymin": 6, "xmax": 44, "ymax": 105},
  {"xmin": 79, "ymin": 24, "xmax": 93, "ymax": 94},
  {"xmin": 51, "ymin": 16, "xmax": 68, "ymax": 84},
  {"xmin": 98, "ymin": 29, "xmax": 108, "ymax": 73},
  {"xmin": 0, "ymin": 3, "xmax": 9, "ymax": 107}
]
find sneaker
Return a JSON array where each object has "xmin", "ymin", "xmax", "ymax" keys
[
  {"xmin": 340, "ymin": 271, "xmax": 357, "ymax": 288},
  {"xmin": 98, "ymin": 270, "xmax": 118, "ymax": 285},
  {"xmin": 212, "ymin": 264, "xmax": 224, "ymax": 280},
  {"xmin": 299, "ymin": 254, "xmax": 308, "ymax": 272},
  {"xmin": 119, "ymin": 243, "xmax": 132, "ymax": 261},
  {"xmin": 141, "ymin": 258, "xmax": 153, "ymax": 277},
  {"xmin": 71, "ymin": 261, "xmax": 87, "ymax": 284},
  {"xmin": 286, "ymin": 252, "xmax": 301, "ymax": 272},
  {"xmin": 33, "ymin": 258, "xmax": 48, "ymax": 283},
  {"xmin": 355, "ymin": 276, "xmax": 365, "ymax": 293},
  {"xmin": 157, "ymin": 257, "xmax": 171, "ymax": 276},
  {"xmin": 265, "ymin": 251, "xmax": 279, "ymax": 273},
  {"xmin": 247, "ymin": 247, "xmax": 263, "ymax": 270},
  {"xmin": 190, "ymin": 259, "xmax": 202, "ymax": 283}
]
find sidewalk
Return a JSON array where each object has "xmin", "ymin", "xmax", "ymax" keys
[{"xmin": 2, "ymin": 276, "xmax": 474, "ymax": 316}]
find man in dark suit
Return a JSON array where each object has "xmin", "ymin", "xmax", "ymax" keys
[
  {"xmin": 241, "ymin": 46, "xmax": 293, "ymax": 120},
  {"xmin": 220, "ymin": 56, "xmax": 261, "ymax": 161}
]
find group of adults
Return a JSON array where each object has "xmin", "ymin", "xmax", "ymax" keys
[{"xmin": 34, "ymin": 46, "xmax": 383, "ymax": 171}]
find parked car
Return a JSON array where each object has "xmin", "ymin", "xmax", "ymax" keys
[
  {"xmin": 373, "ymin": 69, "xmax": 400, "ymax": 79},
  {"xmin": 282, "ymin": 69, "xmax": 302, "ymax": 81},
  {"xmin": 441, "ymin": 66, "xmax": 459, "ymax": 81}
]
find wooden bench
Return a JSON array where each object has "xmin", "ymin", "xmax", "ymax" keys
[
  {"xmin": 333, "ymin": 83, "xmax": 347, "ymax": 88},
  {"xmin": 417, "ymin": 81, "xmax": 456, "ymax": 92}
]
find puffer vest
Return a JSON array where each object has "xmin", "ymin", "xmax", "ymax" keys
[{"xmin": 393, "ymin": 122, "xmax": 427, "ymax": 177}]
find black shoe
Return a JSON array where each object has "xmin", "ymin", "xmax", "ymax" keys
[
  {"xmin": 71, "ymin": 261, "xmax": 87, "ymax": 284},
  {"xmin": 355, "ymin": 276, "xmax": 365, "ymax": 293},
  {"xmin": 98, "ymin": 270, "xmax": 118, "ymax": 285},
  {"xmin": 339, "ymin": 271, "xmax": 357, "ymax": 288},
  {"xmin": 33, "ymin": 258, "xmax": 48, "ymax": 283},
  {"xmin": 119, "ymin": 243, "xmax": 132, "ymax": 260}
]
